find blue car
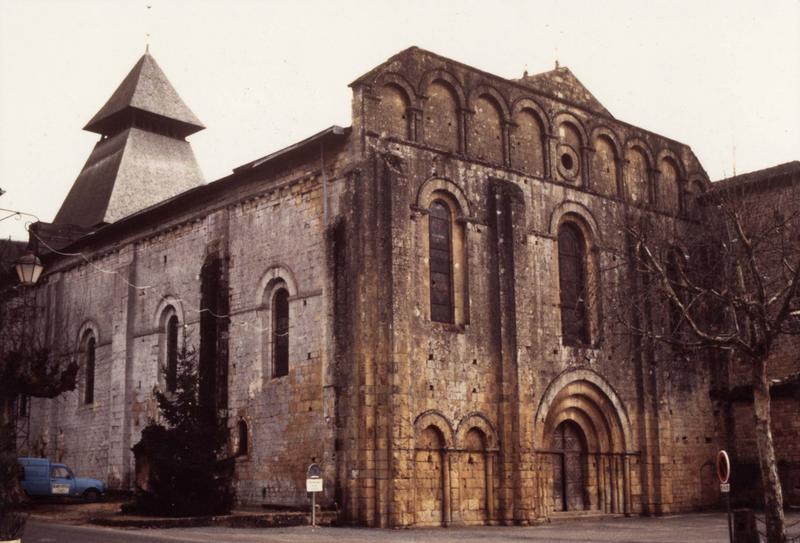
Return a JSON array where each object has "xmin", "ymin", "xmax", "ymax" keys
[{"xmin": 18, "ymin": 457, "xmax": 106, "ymax": 502}]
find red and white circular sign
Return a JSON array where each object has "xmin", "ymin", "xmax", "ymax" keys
[{"xmin": 716, "ymin": 450, "xmax": 731, "ymax": 484}]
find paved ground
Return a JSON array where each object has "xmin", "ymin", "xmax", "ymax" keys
[{"xmin": 22, "ymin": 512, "xmax": 800, "ymax": 543}]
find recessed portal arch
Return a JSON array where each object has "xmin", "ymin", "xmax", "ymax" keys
[{"xmin": 535, "ymin": 370, "xmax": 635, "ymax": 516}]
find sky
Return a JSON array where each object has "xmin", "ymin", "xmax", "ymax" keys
[{"xmin": 0, "ymin": 0, "xmax": 798, "ymax": 241}]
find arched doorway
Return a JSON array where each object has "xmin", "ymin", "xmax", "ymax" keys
[
  {"xmin": 535, "ymin": 371, "xmax": 635, "ymax": 517},
  {"xmin": 551, "ymin": 420, "xmax": 587, "ymax": 511}
]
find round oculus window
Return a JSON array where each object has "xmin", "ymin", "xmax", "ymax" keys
[{"xmin": 557, "ymin": 145, "xmax": 580, "ymax": 180}]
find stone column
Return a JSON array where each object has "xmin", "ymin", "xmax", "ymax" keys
[
  {"xmin": 486, "ymin": 452, "xmax": 496, "ymax": 523},
  {"xmin": 442, "ymin": 450, "xmax": 452, "ymax": 526}
]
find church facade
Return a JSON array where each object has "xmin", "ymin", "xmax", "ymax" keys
[{"xmin": 17, "ymin": 46, "xmax": 763, "ymax": 526}]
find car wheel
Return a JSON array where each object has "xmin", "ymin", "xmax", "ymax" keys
[{"xmin": 83, "ymin": 489, "xmax": 100, "ymax": 503}]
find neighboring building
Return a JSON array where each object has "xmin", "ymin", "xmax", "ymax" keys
[
  {"xmin": 13, "ymin": 46, "xmax": 793, "ymax": 527},
  {"xmin": 707, "ymin": 162, "xmax": 800, "ymax": 509}
]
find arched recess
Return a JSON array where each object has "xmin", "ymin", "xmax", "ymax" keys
[
  {"xmin": 257, "ymin": 265, "xmax": 299, "ymax": 380},
  {"xmin": 511, "ymin": 98, "xmax": 548, "ymax": 177},
  {"xmin": 468, "ymin": 89, "xmax": 506, "ymax": 164},
  {"xmin": 553, "ymin": 113, "xmax": 588, "ymax": 184},
  {"xmin": 468, "ymin": 85, "xmax": 511, "ymax": 120},
  {"xmin": 413, "ymin": 411, "xmax": 454, "ymax": 526},
  {"xmin": 683, "ymin": 175, "xmax": 708, "ymax": 220},
  {"xmin": 417, "ymin": 179, "xmax": 470, "ymax": 326},
  {"xmin": 535, "ymin": 370, "xmax": 633, "ymax": 515},
  {"xmin": 455, "ymin": 413, "xmax": 497, "ymax": 524},
  {"xmin": 420, "ymin": 70, "xmax": 465, "ymax": 153},
  {"xmin": 656, "ymin": 150, "xmax": 685, "ymax": 216},
  {"xmin": 372, "ymin": 72, "xmax": 417, "ymax": 141},
  {"xmin": 455, "ymin": 412, "xmax": 497, "ymax": 448},
  {"xmin": 375, "ymin": 83, "xmax": 411, "ymax": 140},
  {"xmin": 590, "ymin": 127, "xmax": 623, "ymax": 197},
  {"xmin": 414, "ymin": 410, "xmax": 455, "ymax": 448},
  {"xmin": 418, "ymin": 69, "xmax": 467, "ymax": 107},
  {"xmin": 624, "ymin": 139, "xmax": 655, "ymax": 205},
  {"xmin": 373, "ymin": 71, "xmax": 419, "ymax": 109}
]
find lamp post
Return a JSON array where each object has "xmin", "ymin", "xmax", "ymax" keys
[{"xmin": 14, "ymin": 251, "xmax": 43, "ymax": 286}]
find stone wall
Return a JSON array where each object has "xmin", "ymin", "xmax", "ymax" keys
[
  {"xmin": 20, "ymin": 46, "xmax": 772, "ymax": 527},
  {"xmin": 25, "ymin": 136, "xmax": 352, "ymax": 509},
  {"xmin": 337, "ymin": 46, "xmax": 718, "ymax": 526}
]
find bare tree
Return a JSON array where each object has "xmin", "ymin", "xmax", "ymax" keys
[
  {"xmin": 0, "ymin": 285, "xmax": 78, "ymax": 509},
  {"xmin": 606, "ymin": 171, "xmax": 799, "ymax": 542}
]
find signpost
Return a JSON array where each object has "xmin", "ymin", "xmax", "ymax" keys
[
  {"xmin": 717, "ymin": 450, "xmax": 732, "ymax": 543},
  {"xmin": 306, "ymin": 463, "xmax": 323, "ymax": 527}
]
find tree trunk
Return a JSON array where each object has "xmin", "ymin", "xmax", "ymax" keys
[
  {"xmin": 0, "ymin": 397, "xmax": 26, "ymax": 509},
  {"xmin": 752, "ymin": 357, "xmax": 786, "ymax": 543}
]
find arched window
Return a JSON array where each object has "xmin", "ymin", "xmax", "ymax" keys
[
  {"xmin": 558, "ymin": 223, "xmax": 589, "ymax": 345},
  {"xmin": 165, "ymin": 314, "xmax": 179, "ymax": 392},
  {"xmin": 236, "ymin": 419, "xmax": 249, "ymax": 456},
  {"xmin": 272, "ymin": 288, "xmax": 290, "ymax": 377},
  {"xmin": 84, "ymin": 334, "xmax": 96, "ymax": 404},
  {"xmin": 429, "ymin": 199, "xmax": 454, "ymax": 323}
]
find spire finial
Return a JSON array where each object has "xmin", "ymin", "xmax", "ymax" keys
[{"xmin": 145, "ymin": 4, "xmax": 152, "ymax": 55}]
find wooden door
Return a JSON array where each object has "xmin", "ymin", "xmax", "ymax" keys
[{"xmin": 551, "ymin": 421, "xmax": 587, "ymax": 511}]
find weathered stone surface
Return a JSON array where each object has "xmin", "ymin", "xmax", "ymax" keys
[{"xmin": 18, "ymin": 46, "xmax": 798, "ymax": 528}]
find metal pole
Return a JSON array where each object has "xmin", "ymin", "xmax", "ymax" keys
[
  {"xmin": 312, "ymin": 491, "xmax": 316, "ymax": 527},
  {"xmin": 726, "ymin": 491, "xmax": 733, "ymax": 543}
]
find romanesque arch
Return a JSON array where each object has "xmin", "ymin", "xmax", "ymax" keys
[
  {"xmin": 468, "ymin": 90, "xmax": 506, "ymax": 164},
  {"xmin": 76, "ymin": 320, "xmax": 100, "ymax": 406},
  {"xmin": 590, "ymin": 127, "xmax": 623, "ymax": 197},
  {"xmin": 553, "ymin": 113, "xmax": 588, "ymax": 184},
  {"xmin": 549, "ymin": 203, "xmax": 603, "ymax": 346},
  {"xmin": 454, "ymin": 413, "xmax": 497, "ymax": 524},
  {"xmin": 416, "ymin": 178, "xmax": 471, "ymax": 326},
  {"xmin": 683, "ymin": 175, "xmax": 708, "ymax": 219},
  {"xmin": 420, "ymin": 70, "xmax": 465, "ymax": 153},
  {"xmin": 372, "ymin": 72, "xmax": 418, "ymax": 141},
  {"xmin": 655, "ymin": 150, "xmax": 685, "ymax": 216},
  {"xmin": 413, "ymin": 411, "xmax": 454, "ymax": 526},
  {"xmin": 511, "ymin": 98, "xmax": 548, "ymax": 177},
  {"xmin": 624, "ymin": 139, "xmax": 655, "ymax": 206},
  {"xmin": 257, "ymin": 265, "xmax": 299, "ymax": 380},
  {"xmin": 535, "ymin": 370, "xmax": 633, "ymax": 516}
]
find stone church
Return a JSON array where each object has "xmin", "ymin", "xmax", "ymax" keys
[{"xmin": 14, "ymin": 46, "xmax": 797, "ymax": 526}]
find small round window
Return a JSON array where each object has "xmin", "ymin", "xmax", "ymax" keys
[{"xmin": 557, "ymin": 145, "xmax": 580, "ymax": 180}]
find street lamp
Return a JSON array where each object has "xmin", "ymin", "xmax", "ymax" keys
[{"xmin": 15, "ymin": 251, "xmax": 43, "ymax": 286}]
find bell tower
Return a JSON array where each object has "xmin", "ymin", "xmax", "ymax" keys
[{"xmin": 54, "ymin": 52, "xmax": 205, "ymax": 228}]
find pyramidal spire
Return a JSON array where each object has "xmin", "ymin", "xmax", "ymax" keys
[
  {"xmin": 54, "ymin": 53, "xmax": 205, "ymax": 228},
  {"xmin": 84, "ymin": 52, "xmax": 204, "ymax": 137}
]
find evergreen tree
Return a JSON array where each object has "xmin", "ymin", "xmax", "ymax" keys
[{"xmin": 130, "ymin": 339, "xmax": 234, "ymax": 516}]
